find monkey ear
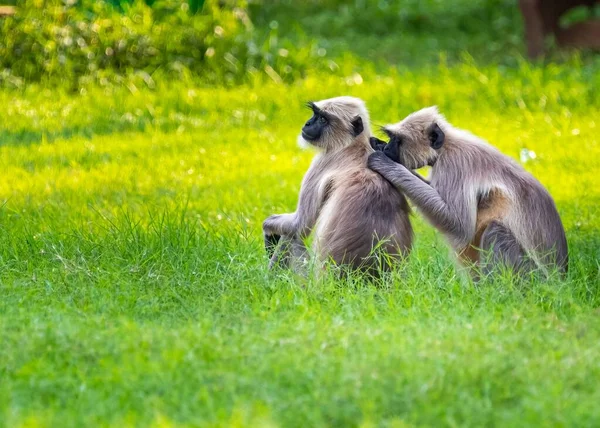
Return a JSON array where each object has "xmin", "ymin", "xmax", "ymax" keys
[
  {"xmin": 429, "ymin": 123, "xmax": 445, "ymax": 150},
  {"xmin": 351, "ymin": 116, "xmax": 364, "ymax": 137}
]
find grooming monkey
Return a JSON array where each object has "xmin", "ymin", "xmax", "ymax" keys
[
  {"xmin": 368, "ymin": 106, "xmax": 568, "ymax": 277},
  {"xmin": 263, "ymin": 96, "xmax": 413, "ymax": 274}
]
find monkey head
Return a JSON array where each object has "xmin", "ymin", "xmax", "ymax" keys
[
  {"xmin": 380, "ymin": 106, "xmax": 446, "ymax": 169},
  {"xmin": 298, "ymin": 96, "xmax": 371, "ymax": 151}
]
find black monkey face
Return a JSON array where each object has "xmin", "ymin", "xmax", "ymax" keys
[
  {"xmin": 299, "ymin": 100, "xmax": 366, "ymax": 150},
  {"xmin": 370, "ymin": 133, "xmax": 404, "ymax": 163},
  {"xmin": 301, "ymin": 102, "xmax": 331, "ymax": 144},
  {"xmin": 379, "ymin": 123, "xmax": 445, "ymax": 169},
  {"xmin": 383, "ymin": 133, "xmax": 403, "ymax": 164},
  {"xmin": 378, "ymin": 128, "xmax": 407, "ymax": 166}
]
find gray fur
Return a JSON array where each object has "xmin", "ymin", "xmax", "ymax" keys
[
  {"xmin": 263, "ymin": 96, "xmax": 413, "ymax": 275},
  {"xmin": 368, "ymin": 106, "xmax": 568, "ymax": 278},
  {"xmin": 480, "ymin": 221, "xmax": 537, "ymax": 276}
]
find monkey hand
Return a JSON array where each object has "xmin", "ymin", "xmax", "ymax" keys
[
  {"xmin": 369, "ymin": 136, "xmax": 387, "ymax": 152},
  {"xmin": 263, "ymin": 215, "xmax": 282, "ymax": 257},
  {"xmin": 263, "ymin": 212, "xmax": 296, "ymax": 236},
  {"xmin": 368, "ymin": 151, "xmax": 412, "ymax": 188},
  {"xmin": 368, "ymin": 151, "xmax": 399, "ymax": 173}
]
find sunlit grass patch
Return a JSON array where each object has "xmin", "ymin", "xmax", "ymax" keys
[{"xmin": 0, "ymin": 59, "xmax": 599, "ymax": 425}]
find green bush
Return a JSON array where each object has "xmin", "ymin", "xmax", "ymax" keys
[
  {"xmin": 249, "ymin": 0, "xmax": 524, "ymax": 68},
  {"xmin": 0, "ymin": 0, "xmax": 318, "ymax": 88}
]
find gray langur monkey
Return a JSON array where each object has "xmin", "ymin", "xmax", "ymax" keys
[
  {"xmin": 367, "ymin": 106, "xmax": 568, "ymax": 278},
  {"xmin": 263, "ymin": 96, "xmax": 413, "ymax": 275}
]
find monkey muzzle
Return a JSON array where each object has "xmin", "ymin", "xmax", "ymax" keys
[
  {"xmin": 383, "ymin": 137, "xmax": 402, "ymax": 164},
  {"xmin": 301, "ymin": 130, "xmax": 319, "ymax": 141},
  {"xmin": 301, "ymin": 113, "xmax": 325, "ymax": 142}
]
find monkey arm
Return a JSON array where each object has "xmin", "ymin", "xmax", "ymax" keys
[
  {"xmin": 262, "ymin": 202, "xmax": 320, "ymax": 240},
  {"xmin": 263, "ymin": 171, "xmax": 333, "ymax": 245},
  {"xmin": 370, "ymin": 136, "xmax": 429, "ymax": 184},
  {"xmin": 294, "ymin": 176, "xmax": 334, "ymax": 239},
  {"xmin": 263, "ymin": 213, "xmax": 297, "ymax": 237},
  {"xmin": 368, "ymin": 152, "xmax": 474, "ymax": 243}
]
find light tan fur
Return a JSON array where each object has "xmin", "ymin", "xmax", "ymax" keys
[{"xmin": 459, "ymin": 189, "xmax": 511, "ymax": 266}]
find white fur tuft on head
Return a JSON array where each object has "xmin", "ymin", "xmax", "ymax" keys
[
  {"xmin": 315, "ymin": 96, "xmax": 372, "ymax": 136},
  {"xmin": 384, "ymin": 106, "xmax": 448, "ymax": 135},
  {"xmin": 405, "ymin": 106, "xmax": 447, "ymax": 129}
]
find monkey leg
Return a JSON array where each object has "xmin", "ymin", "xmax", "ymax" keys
[
  {"xmin": 264, "ymin": 233, "xmax": 281, "ymax": 259},
  {"xmin": 479, "ymin": 221, "xmax": 536, "ymax": 277},
  {"xmin": 268, "ymin": 234, "xmax": 292, "ymax": 269},
  {"xmin": 290, "ymin": 238, "xmax": 310, "ymax": 276},
  {"xmin": 268, "ymin": 234, "xmax": 308, "ymax": 272}
]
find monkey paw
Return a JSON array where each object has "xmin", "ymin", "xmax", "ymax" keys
[
  {"xmin": 369, "ymin": 136, "xmax": 387, "ymax": 152},
  {"xmin": 367, "ymin": 151, "xmax": 394, "ymax": 173}
]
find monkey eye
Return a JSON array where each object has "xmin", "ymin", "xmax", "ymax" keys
[{"xmin": 318, "ymin": 116, "xmax": 328, "ymax": 125}]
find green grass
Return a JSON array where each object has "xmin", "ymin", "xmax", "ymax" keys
[{"xmin": 1, "ymin": 1, "xmax": 600, "ymax": 427}]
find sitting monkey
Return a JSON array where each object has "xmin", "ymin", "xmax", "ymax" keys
[
  {"xmin": 368, "ymin": 106, "xmax": 568, "ymax": 278},
  {"xmin": 263, "ymin": 96, "xmax": 413, "ymax": 275}
]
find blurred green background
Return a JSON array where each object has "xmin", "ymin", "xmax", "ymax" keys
[
  {"xmin": 1, "ymin": 0, "xmax": 598, "ymax": 89},
  {"xmin": 1, "ymin": 1, "xmax": 600, "ymax": 427}
]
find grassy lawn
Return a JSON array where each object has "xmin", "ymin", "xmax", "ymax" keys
[{"xmin": 1, "ymin": 1, "xmax": 600, "ymax": 427}]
